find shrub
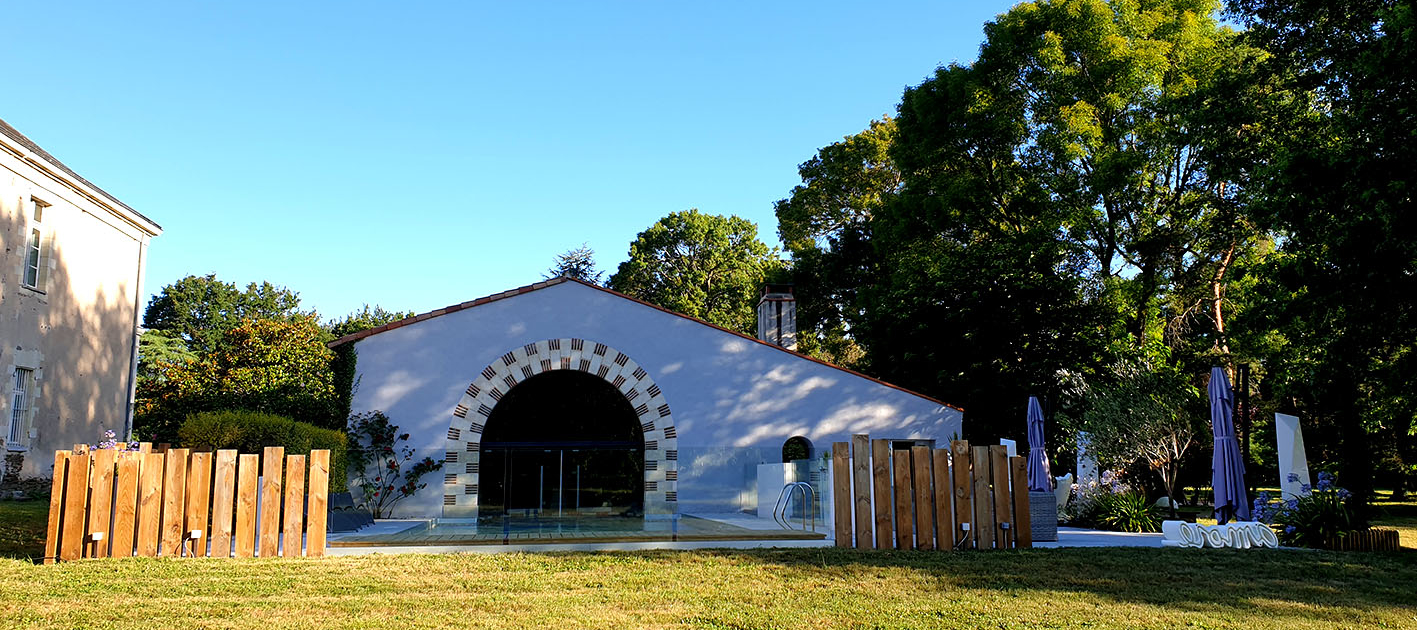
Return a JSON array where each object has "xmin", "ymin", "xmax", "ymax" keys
[
  {"xmin": 1096, "ymin": 492, "xmax": 1163, "ymax": 533},
  {"xmin": 178, "ymin": 409, "xmax": 348, "ymax": 491},
  {"xmin": 1253, "ymin": 471, "xmax": 1367, "ymax": 548},
  {"xmin": 1061, "ymin": 470, "xmax": 1161, "ymax": 532},
  {"xmin": 347, "ymin": 411, "xmax": 442, "ymax": 517}
]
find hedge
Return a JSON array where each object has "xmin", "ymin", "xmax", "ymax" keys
[{"xmin": 177, "ymin": 410, "xmax": 348, "ymax": 492}]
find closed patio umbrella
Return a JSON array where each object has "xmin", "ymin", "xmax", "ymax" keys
[
  {"xmin": 1210, "ymin": 366, "xmax": 1250, "ymax": 524},
  {"xmin": 1026, "ymin": 396, "xmax": 1053, "ymax": 492}
]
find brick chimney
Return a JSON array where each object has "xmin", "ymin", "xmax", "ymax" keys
[{"xmin": 756, "ymin": 284, "xmax": 796, "ymax": 351}]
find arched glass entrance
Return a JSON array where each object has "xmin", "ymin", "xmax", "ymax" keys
[{"xmin": 478, "ymin": 370, "xmax": 645, "ymax": 519}]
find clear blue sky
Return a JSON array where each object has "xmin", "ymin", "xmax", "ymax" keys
[{"xmin": 5, "ymin": 1, "xmax": 1017, "ymax": 320}]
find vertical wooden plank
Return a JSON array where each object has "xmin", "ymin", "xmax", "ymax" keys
[
  {"xmin": 990, "ymin": 446, "xmax": 1012, "ymax": 549},
  {"xmin": 851, "ymin": 434, "xmax": 872, "ymax": 550},
  {"xmin": 110, "ymin": 455, "xmax": 140, "ymax": 558},
  {"xmin": 58, "ymin": 453, "xmax": 90, "ymax": 562},
  {"xmin": 891, "ymin": 450, "xmax": 913, "ymax": 549},
  {"xmin": 306, "ymin": 450, "xmax": 330, "ymax": 558},
  {"xmin": 155, "ymin": 443, "xmax": 170, "ymax": 454},
  {"xmin": 234, "ymin": 454, "xmax": 260, "ymax": 558},
  {"xmin": 282, "ymin": 454, "xmax": 306, "ymax": 557},
  {"xmin": 43, "ymin": 451, "xmax": 69, "ymax": 564},
  {"xmin": 159, "ymin": 449, "xmax": 188, "ymax": 557},
  {"xmin": 911, "ymin": 446, "xmax": 934, "ymax": 550},
  {"xmin": 137, "ymin": 442, "xmax": 152, "ymax": 455},
  {"xmin": 135, "ymin": 452, "xmax": 164, "ymax": 557},
  {"xmin": 1011, "ymin": 456, "xmax": 1032, "ymax": 549},
  {"xmin": 185, "ymin": 452, "xmax": 213, "ymax": 556},
  {"xmin": 86, "ymin": 449, "xmax": 116, "ymax": 558},
  {"xmin": 259, "ymin": 447, "xmax": 284, "ymax": 557},
  {"xmin": 210, "ymin": 450, "xmax": 238, "ymax": 558},
  {"xmin": 870, "ymin": 438, "xmax": 892, "ymax": 549},
  {"xmin": 972, "ymin": 446, "xmax": 995, "ymax": 550},
  {"xmin": 951, "ymin": 441, "xmax": 972, "ymax": 550},
  {"xmin": 932, "ymin": 449, "xmax": 954, "ymax": 550},
  {"xmin": 831, "ymin": 442, "xmax": 851, "ymax": 547}
]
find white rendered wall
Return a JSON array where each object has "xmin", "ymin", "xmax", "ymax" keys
[{"xmin": 346, "ymin": 281, "xmax": 963, "ymax": 517}]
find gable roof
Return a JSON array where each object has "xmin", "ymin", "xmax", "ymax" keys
[
  {"xmin": 0, "ymin": 117, "xmax": 162, "ymax": 234},
  {"xmin": 330, "ymin": 277, "xmax": 964, "ymax": 411}
]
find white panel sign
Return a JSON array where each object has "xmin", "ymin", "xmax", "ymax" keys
[
  {"xmin": 1275, "ymin": 413, "xmax": 1311, "ymax": 499},
  {"xmin": 1161, "ymin": 520, "xmax": 1279, "ymax": 549},
  {"xmin": 1000, "ymin": 439, "xmax": 1017, "ymax": 457},
  {"xmin": 1077, "ymin": 432, "xmax": 1098, "ymax": 485}
]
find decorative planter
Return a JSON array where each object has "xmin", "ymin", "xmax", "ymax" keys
[
  {"xmin": 1323, "ymin": 528, "xmax": 1401, "ymax": 552},
  {"xmin": 1029, "ymin": 491, "xmax": 1058, "ymax": 542}
]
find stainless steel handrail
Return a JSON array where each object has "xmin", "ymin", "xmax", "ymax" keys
[{"xmin": 772, "ymin": 481, "xmax": 816, "ymax": 532}]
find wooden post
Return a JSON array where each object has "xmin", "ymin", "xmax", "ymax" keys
[
  {"xmin": 911, "ymin": 446, "xmax": 934, "ymax": 550},
  {"xmin": 42, "ymin": 451, "xmax": 68, "ymax": 564},
  {"xmin": 282, "ymin": 454, "xmax": 306, "ymax": 557},
  {"xmin": 990, "ymin": 446, "xmax": 1011, "ymax": 549},
  {"xmin": 185, "ymin": 452, "xmax": 213, "ymax": 556},
  {"xmin": 160, "ymin": 449, "xmax": 189, "ymax": 556},
  {"xmin": 210, "ymin": 450, "xmax": 238, "ymax": 558},
  {"xmin": 972, "ymin": 446, "xmax": 995, "ymax": 550},
  {"xmin": 891, "ymin": 449, "xmax": 913, "ymax": 549},
  {"xmin": 831, "ymin": 442, "xmax": 851, "ymax": 547},
  {"xmin": 1011, "ymin": 456, "xmax": 1032, "ymax": 548},
  {"xmin": 851, "ymin": 434, "xmax": 872, "ymax": 550},
  {"xmin": 59, "ymin": 453, "xmax": 90, "ymax": 562},
  {"xmin": 111, "ymin": 454, "xmax": 140, "ymax": 558},
  {"xmin": 871, "ymin": 438, "xmax": 892, "ymax": 549},
  {"xmin": 234, "ymin": 454, "xmax": 260, "ymax": 558},
  {"xmin": 259, "ymin": 447, "xmax": 284, "ymax": 557},
  {"xmin": 950, "ymin": 441, "xmax": 972, "ymax": 550},
  {"xmin": 306, "ymin": 450, "xmax": 330, "ymax": 558},
  {"xmin": 931, "ymin": 449, "xmax": 953, "ymax": 550},
  {"xmin": 135, "ymin": 452, "xmax": 164, "ymax": 557},
  {"xmin": 87, "ymin": 449, "xmax": 116, "ymax": 558}
]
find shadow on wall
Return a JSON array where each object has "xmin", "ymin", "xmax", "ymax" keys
[{"xmin": 3, "ymin": 202, "xmax": 140, "ymax": 476}]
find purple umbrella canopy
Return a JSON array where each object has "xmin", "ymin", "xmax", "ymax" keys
[
  {"xmin": 1026, "ymin": 396, "xmax": 1053, "ymax": 492},
  {"xmin": 1210, "ymin": 366, "xmax": 1250, "ymax": 524}
]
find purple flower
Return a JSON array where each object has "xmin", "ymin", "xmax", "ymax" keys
[
  {"xmin": 1284, "ymin": 525, "xmax": 1296, "ymax": 534},
  {"xmin": 1337, "ymin": 488, "xmax": 1352, "ymax": 500},
  {"xmin": 1285, "ymin": 499, "xmax": 1299, "ymax": 510},
  {"xmin": 1300, "ymin": 483, "xmax": 1312, "ymax": 494},
  {"xmin": 1287, "ymin": 473, "xmax": 1300, "ymax": 483}
]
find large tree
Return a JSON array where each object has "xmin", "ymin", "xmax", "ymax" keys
[
  {"xmin": 609, "ymin": 210, "xmax": 783, "ymax": 334},
  {"xmin": 135, "ymin": 315, "xmax": 340, "ymax": 441},
  {"xmin": 544, "ymin": 243, "xmax": 605, "ymax": 284},
  {"xmin": 143, "ymin": 274, "xmax": 306, "ymax": 357},
  {"xmin": 1229, "ymin": 0, "xmax": 1417, "ymax": 499},
  {"xmin": 774, "ymin": 119, "xmax": 897, "ymax": 365}
]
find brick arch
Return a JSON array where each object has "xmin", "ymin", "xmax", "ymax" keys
[{"xmin": 441, "ymin": 338, "xmax": 678, "ymax": 520}]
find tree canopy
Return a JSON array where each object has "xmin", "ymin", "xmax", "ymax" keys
[
  {"xmin": 545, "ymin": 244, "xmax": 605, "ymax": 284},
  {"xmin": 609, "ymin": 209, "xmax": 783, "ymax": 334}
]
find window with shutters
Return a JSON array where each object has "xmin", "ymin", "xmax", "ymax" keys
[
  {"xmin": 22, "ymin": 198, "xmax": 50, "ymax": 291},
  {"xmin": 8, "ymin": 368, "xmax": 34, "ymax": 446}
]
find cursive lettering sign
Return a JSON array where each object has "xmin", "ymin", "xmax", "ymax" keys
[{"xmin": 1161, "ymin": 520, "xmax": 1280, "ymax": 549}]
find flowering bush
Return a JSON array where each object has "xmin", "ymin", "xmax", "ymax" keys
[
  {"xmin": 1252, "ymin": 472, "xmax": 1367, "ymax": 548},
  {"xmin": 1061, "ymin": 470, "xmax": 1161, "ymax": 532},
  {"xmin": 347, "ymin": 411, "xmax": 443, "ymax": 518},
  {"xmin": 95, "ymin": 429, "xmax": 141, "ymax": 451}
]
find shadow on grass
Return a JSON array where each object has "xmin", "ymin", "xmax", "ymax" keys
[{"xmin": 671, "ymin": 545, "xmax": 1417, "ymax": 614}]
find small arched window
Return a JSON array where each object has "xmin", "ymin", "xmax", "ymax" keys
[{"xmin": 782, "ymin": 436, "xmax": 813, "ymax": 463}]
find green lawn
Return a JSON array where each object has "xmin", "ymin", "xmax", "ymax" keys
[{"xmin": 3, "ymin": 501, "xmax": 1415, "ymax": 629}]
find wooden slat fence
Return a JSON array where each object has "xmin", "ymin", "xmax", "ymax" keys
[
  {"xmin": 43, "ymin": 443, "xmax": 330, "ymax": 563},
  {"xmin": 830, "ymin": 435, "xmax": 1031, "ymax": 550}
]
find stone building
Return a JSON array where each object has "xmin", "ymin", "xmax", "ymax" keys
[
  {"xmin": 333, "ymin": 278, "xmax": 962, "ymax": 519},
  {"xmin": 1, "ymin": 118, "xmax": 161, "ymax": 476}
]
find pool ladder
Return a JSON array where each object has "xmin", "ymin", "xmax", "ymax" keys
[{"xmin": 773, "ymin": 482, "xmax": 816, "ymax": 532}]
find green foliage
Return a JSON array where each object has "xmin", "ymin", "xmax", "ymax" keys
[
  {"xmin": 136, "ymin": 315, "xmax": 341, "ymax": 441},
  {"xmin": 136, "ymin": 329, "xmax": 197, "ymax": 383},
  {"xmin": 545, "ymin": 243, "xmax": 604, "ymax": 284},
  {"xmin": 324, "ymin": 304, "xmax": 414, "ymax": 340},
  {"xmin": 1064, "ymin": 354, "xmax": 1204, "ymax": 506},
  {"xmin": 1063, "ymin": 471, "xmax": 1162, "ymax": 532},
  {"xmin": 1253, "ymin": 473, "xmax": 1369, "ymax": 549},
  {"xmin": 346, "ymin": 411, "xmax": 443, "ymax": 517},
  {"xmin": 1097, "ymin": 492, "xmax": 1165, "ymax": 533},
  {"xmin": 609, "ymin": 209, "xmax": 783, "ymax": 334},
  {"xmin": 177, "ymin": 409, "xmax": 348, "ymax": 491},
  {"xmin": 142, "ymin": 274, "xmax": 306, "ymax": 357}
]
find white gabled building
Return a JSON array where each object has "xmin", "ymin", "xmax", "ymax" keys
[{"xmin": 332, "ymin": 277, "xmax": 962, "ymax": 519}]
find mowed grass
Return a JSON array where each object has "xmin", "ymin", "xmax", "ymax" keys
[
  {"xmin": 1374, "ymin": 499, "xmax": 1417, "ymax": 550},
  {"xmin": 2, "ymin": 547, "xmax": 1415, "ymax": 629}
]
